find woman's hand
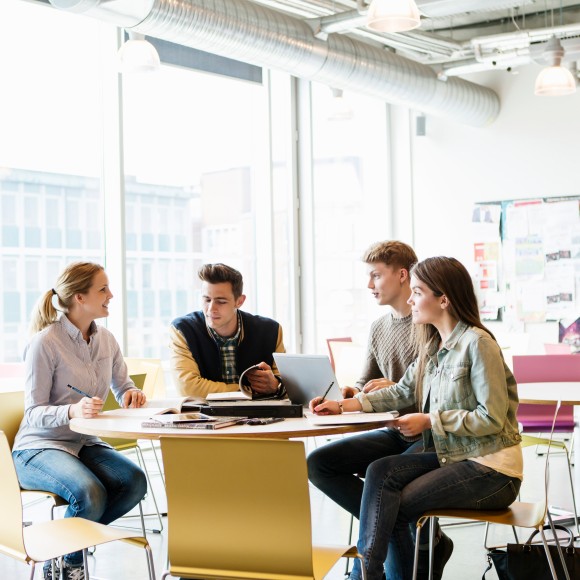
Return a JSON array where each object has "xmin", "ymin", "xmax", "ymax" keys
[
  {"xmin": 310, "ymin": 399, "xmax": 341, "ymax": 415},
  {"xmin": 69, "ymin": 396, "xmax": 104, "ymax": 419},
  {"xmin": 394, "ymin": 413, "xmax": 431, "ymax": 437},
  {"xmin": 123, "ymin": 388, "xmax": 146, "ymax": 409}
]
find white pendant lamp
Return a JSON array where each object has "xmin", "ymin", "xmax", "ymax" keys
[
  {"xmin": 534, "ymin": 36, "xmax": 576, "ymax": 96},
  {"xmin": 366, "ymin": 0, "xmax": 421, "ymax": 33},
  {"xmin": 118, "ymin": 32, "xmax": 161, "ymax": 74}
]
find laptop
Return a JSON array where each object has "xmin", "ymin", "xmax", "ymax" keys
[{"xmin": 272, "ymin": 353, "xmax": 342, "ymax": 406}]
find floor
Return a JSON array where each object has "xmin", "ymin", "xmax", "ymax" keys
[{"xmin": 2, "ymin": 436, "xmax": 577, "ymax": 579}]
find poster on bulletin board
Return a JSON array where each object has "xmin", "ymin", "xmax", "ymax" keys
[{"xmin": 471, "ymin": 197, "xmax": 580, "ymax": 328}]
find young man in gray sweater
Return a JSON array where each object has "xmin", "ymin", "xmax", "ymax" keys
[{"xmin": 307, "ymin": 240, "xmax": 453, "ymax": 580}]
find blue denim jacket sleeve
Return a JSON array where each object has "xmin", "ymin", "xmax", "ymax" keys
[{"xmin": 356, "ymin": 358, "xmax": 418, "ymax": 412}]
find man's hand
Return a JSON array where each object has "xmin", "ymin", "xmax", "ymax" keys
[
  {"xmin": 246, "ymin": 362, "xmax": 279, "ymax": 394},
  {"xmin": 123, "ymin": 389, "xmax": 147, "ymax": 409},
  {"xmin": 341, "ymin": 386, "xmax": 359, "ymax": 398},
  {"xmin": 394, "ymin": 413, "xmax": 431, "ymax": 437},
  {"xmin": 362, "ymin": 378, "xmax": 395, "ymax": 393},
  {"xmin": 69, "ymin": 396, "xmax": 104, "ymax": 419}
]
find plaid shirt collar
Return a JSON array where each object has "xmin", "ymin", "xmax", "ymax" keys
[{"xmin": 207, "ymin": 311, "xmax": 242, "ymax": 384}]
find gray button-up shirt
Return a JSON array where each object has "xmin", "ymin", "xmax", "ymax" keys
[{"xmin": 13, "ymin": 315, "xmax": 135, "ymax": 456}]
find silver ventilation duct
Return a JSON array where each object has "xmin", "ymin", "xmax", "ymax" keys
[{"xmin": 49, "ymin": 0, "xmax": 500, "ymax": 126}]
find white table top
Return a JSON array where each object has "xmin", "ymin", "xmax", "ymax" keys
[
  {"xmin": 517, "ymin": 382, "xmax": 580, "ymax": 406},
  {"xmin": 70, "ymin": 411, "xmax": 395, "ymax": 440}
]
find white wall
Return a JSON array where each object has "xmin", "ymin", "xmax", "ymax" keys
[{"xmin": 397, "ymin": 65, "xmax": 580, "ymax": 352}]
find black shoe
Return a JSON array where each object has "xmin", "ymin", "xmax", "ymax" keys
[{"xmin": 417, "ymin": 532, "xmax": 454, "ymax": 580}]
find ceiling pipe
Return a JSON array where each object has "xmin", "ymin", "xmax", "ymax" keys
[{"xmin": 49, "ymin": 0, "xmax": 500, "ymax": 126}]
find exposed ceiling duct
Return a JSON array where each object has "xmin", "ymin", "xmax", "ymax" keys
[{"xmin": 48, "ymin": 0, "xmax": 499, "ymax": 127}]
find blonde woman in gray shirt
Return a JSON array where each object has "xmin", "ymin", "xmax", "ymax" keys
[{"xmin": 12, "ymin": 262, "xmax": 147, "ymax": 580}]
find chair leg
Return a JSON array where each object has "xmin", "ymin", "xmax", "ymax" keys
[
  {"xmin": 147, "ymin": 440, "xmax": 165, "ymax": 487},
  {"xmin": 135, "ymin": 446, "xmax": 164, "ymax": 533},
  {"xmin": 144, "ymin": 543, "xmax": 156, "ymax": 580},
  {"xmin": 83, "ymin": 548, "xmax": 90, "ymax": 580},
  {"xmin": 412, "ymin": 518, "xmax": 425, "ymax": 580},
  {"xmin": 428, "ymin": 517, "xmax": 436, "ymax": 580},
  {"xmin": 546, "ymin": 511, "xmax": 571, "ymax": 580},
  {"xmin": 563, "ymin": 447, "xmax": 580, "ymax": 536},
  {"xmin": 345, "ymin": 513, "xmax": 355, "ymax": 576},
  {"xmin": 355, "ymin": 553, "xmax": 368, "ymax": 580},
  {"xmin": 539, "ymin": 523, "xmax": 568, "ymax": 580},
  {"xmin": 29, "ymin": 562, "xmax": 35, "ymax": 580}
]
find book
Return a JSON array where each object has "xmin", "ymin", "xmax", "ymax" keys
[
  {"xmin": 104, "ymin": 396, "xmax": 205, "ymax": 417},
  {"xmin": 141, "ymin": 416, "xmax": 246, "ymax": 430},
  {"xmin": 304, "ymin": 410, "xmax": 399, "ymax": 426},
  {"xmin": 205, "ymin": 364, "xmax": 280, "ymax": 402}
]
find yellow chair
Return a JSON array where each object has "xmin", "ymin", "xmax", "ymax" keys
[
  {"xmin": 411, "ymin": 402, "xmax": 569, "ymax": 580},
  {"xmin": 101, "ymin": 374, "xmax": 164, "ymax": 533},
  {"xmin": 0, "ymin": 429, "xmax": 156, "ymax": 580},
  {"xmin": 124, "ymin": 358, "xmax": 166, "ymax": 400},
  {"xmin": 0, "ymin": 391, "xmax": 68, "ymax": 517},
  {"xmin": 160, "ymin": 437, "xmax": 367, "ymax": 580}
]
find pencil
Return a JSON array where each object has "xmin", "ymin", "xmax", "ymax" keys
[
  {"xmin": 66, "ymin": 384, "xmax": 93, "ymax": 398},
  {"xmin": 319, "ymin": 381, "xmax": 334, "ymax": 403}
]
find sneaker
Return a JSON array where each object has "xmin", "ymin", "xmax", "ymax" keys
[
  {"xmin": 43, "ymin": 560, "xmax": 60, "ymax": 580},
  {"xmin": 417, "ymin": 532, "xmax": 454, "ymax": 580},
  {"xmin": 62, "ymin": 562, "xmax": 85, "ymax": 580}
]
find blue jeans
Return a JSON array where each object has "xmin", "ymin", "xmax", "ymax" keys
[
  {"xmin": 349, "ymin": 452, "xmax": 522, "ymax": 580},
  {"xmin": 307, "ymin": 428, "xmax": 423, "ymax": 519},
  {"xmin": 13, "ymin": 444, "xmax": 147, "ymax": 566},
  {"xmin": 308, "ymin": 429, "xmax": 425, "ymax": 577}
]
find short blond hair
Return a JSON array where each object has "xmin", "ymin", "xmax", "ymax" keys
[{"xmin": 362, "ymin": 241, "xmax": 417, "ymax": 272}]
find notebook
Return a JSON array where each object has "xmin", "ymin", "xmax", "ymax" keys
[{"xmin": 272, "ymin": 353, "xmax": 342, "ymax": 406}]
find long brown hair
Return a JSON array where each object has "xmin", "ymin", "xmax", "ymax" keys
[
  {"xmin": 411, "ymin": 257, "xmax": 495, "ymax": 405},
  {"xmin": 30, "ymin": 262, "xmax": 104, "ymax": 334}
]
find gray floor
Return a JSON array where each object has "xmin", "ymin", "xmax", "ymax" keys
[{"xmin": 2, "ymin": 437, "xmax": 577, "ymax": 579}]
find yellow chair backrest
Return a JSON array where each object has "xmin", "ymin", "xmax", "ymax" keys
[
  {"xmin": 160, "ymin": 437, "xmax": 315, "ymax": 579},
  {"xmin": 0, "ymin": 430, "xmax": 27, "ymax": 562},
  {"xmin": 0, "ymin": 391, "xmax": 25, "ymax": 449},
  {"xmin": 101, "ymin": 374, "xmax": 146, "ymax": 450},
  {"xmin": 124, "ymin": 358, "xmax": 166, "ymax": 399}
]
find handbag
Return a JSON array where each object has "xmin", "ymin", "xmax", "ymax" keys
[{"xmin": 483, "ymin": 524, "xmax": 578, "ymax": 580}]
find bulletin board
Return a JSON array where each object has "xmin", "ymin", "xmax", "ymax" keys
[{"xmin": 471, "ymin": 196, "xmax": 580, "ymax": 348}]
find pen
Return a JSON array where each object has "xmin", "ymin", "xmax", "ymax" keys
[
  {"xmin": 319, "ymin": 381, "xmax": 334, "ymax": 404},
  {"xmin": 66, "ymin": 384, "xmax": 93, "ymax": 398}
]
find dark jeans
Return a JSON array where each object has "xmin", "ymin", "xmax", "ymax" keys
[
  {"xmin": 349, "ymin": 452, "xmax": 522, "ymax": 580},
  {"xmin": 307, "ymin": 428, "xmax": 424, "ymax": 577},
  {"xmin": 14, "ymin": 444, "xmax": 147, "ymax": 565}
]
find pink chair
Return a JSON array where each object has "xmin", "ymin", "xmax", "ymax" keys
[
  {"xmin": 512, "ymin": 354, "xmax": 579, "ymax": 432},
  {"xmin": 512, "ymin": 354, "xmax": 579, "ymax": 534},
  {"xmin": 544, "ymin": 343, "xmax": 572, "ymax": 355},
  {"xmin": 326, "ymin": 337, "xmax": 352, "ymax": 372}
]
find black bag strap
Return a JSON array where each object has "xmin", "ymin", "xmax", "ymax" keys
[{"xmin": 525, "ymin": 523, "xmax": 574, "ymax": 548}]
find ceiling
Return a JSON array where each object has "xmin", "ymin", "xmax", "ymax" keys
[{"xmin": 252, "ymin": 0, "xmax": 580, "ymax": 76}]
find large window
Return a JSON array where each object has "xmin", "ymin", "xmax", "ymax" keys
[
  {"xmin": 309, "ymin": 83, "xmax": 391, "ymax": 351},
  {"xmin": 0, "ymin": 1, "xmax": 395, "ymax": 385},
  {"xmin": 0, "ymin": 2, "xmax": 103, "ymax": 361},
  {"xmin": 122, "ymin": 62, "xmax": 270, "ymax": 359}
]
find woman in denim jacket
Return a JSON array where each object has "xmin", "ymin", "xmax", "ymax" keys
[{"xmin": 312, "ymin": 257, "xmax": 522, "ymax": 580}]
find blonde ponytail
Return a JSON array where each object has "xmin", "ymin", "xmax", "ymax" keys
[{"xmin": 29, "ymin": 262, "xmax": 104, "ymax": 335}]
